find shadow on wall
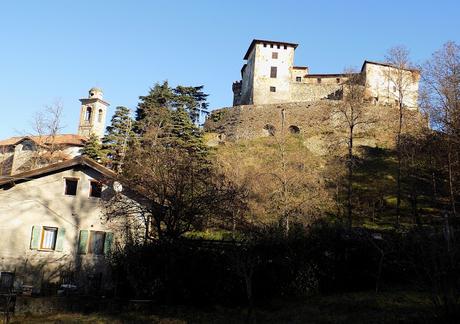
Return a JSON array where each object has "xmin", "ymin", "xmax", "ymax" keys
[{"xmin": 8, "ymin": 255, "xmax": 112, "ymax": 296}]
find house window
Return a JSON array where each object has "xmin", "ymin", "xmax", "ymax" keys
[
  {"xmin": 272, "ymin": 52, "xmax": 278, "ymax": 59},
  {"xmin": 78, "ymin": 230, "xmax": 113, "ymax": 255},
  {"xmin": 270, "ymin": 66, "xmax": 277, "ymax": 78},
  {"xmin": 270, "ymin": 86, "xmax": 276, "ymax": 92},
  {"xmin": 30, "ymin": 226, "xmax": 65, "ymax": 252},
  {"xmin": 89, "ymin": 181, "xmax": 102, "ymax": 198},
  {"xmin": 296, "ymin": 76, "xmax": 302, "ymax": 82},
  {"xmin": 98, "ymin": 109, "xmax": 103, "ymax": 122},
  {"xmin": 89, "ymin": 231, "xmax": 106, "ymax": 255},
  {"xmin": 85, "ymin": 107, "xmax": 92, "ymax": 121},
  {"xmin": 317, "ymin": 78, "xmax": 322, "ymax": 84},
  {"xmin": 41, "ymin": 227, "xmax": 58, "ymax": 250},
  {"xmin": 65, "ymin": 178, "xmax": 78, "ymax": 195}
]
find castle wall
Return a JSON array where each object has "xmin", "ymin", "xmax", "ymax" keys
[
  {"xmin": 252, "ymin": 43, "xmax": 295, "ymax": 105},
  {"xmin": 290, "ymin": 82, "xmax": 343, "ymax": 101},
  {"xmin": 205, "ymin": 101, "xmax": 425, "ymax": 149},
  {"xmin": 240, "ymin": 51, "xmax": 255, "ymax": 105},
  {"xmin": 364, "ymin": 63, "xmax": 419, "ymax": 109}
]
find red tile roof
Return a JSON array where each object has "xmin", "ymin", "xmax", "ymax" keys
[{"xmin": 0, "ymin": 134, "xmax": 87, "ymax": 147}]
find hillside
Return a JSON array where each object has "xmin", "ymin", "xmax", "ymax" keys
[{"xmin": 204, "ymin": 101, "xmax": 436, "ymax": 228}]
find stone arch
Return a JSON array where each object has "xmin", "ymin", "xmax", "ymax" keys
[
  {"xmin": 288, "ymin": 125, "xmax": 300, "ymax": 134},
  {"xmin": 263, "ymin": 124, "xmax": 276, "ymax": 136}
]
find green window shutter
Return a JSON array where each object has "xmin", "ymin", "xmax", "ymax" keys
[
  {"xmin": 78, "ymin": 230, "xmax": 89, "ymax": 254},
  {"xmin": 104, "ymin": 232, "xmax": 114, "ymax": 255},
  {"xmin": 30, "ymin": 226, "xmax": 41, "ymax": 250},
  {"xmin": 55, "ymin": 228, "xmax": 66, "ymax": 252}
]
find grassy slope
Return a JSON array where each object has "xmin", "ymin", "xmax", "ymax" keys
[{"xmin": 12, "ymin": 290, "xmax": 434, "ymax": 324}]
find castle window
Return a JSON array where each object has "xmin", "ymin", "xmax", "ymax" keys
[
  {"xmin": 85, "ymin": 107, "xmax": 92, "ymax": 121},
  {"xmin": 336, "ymin": 78, "xmax": 341, "ymax": 83},
  {"xmin": 317, "ymin": 78, "xmax": 322, "ymax": 84},
  {"xmin": 270, "ymin": 66, "xmax": 277, "ymax": 78},
  {"xmin": 270, "ymin": 86, "xmax": 276, "ymax": 92},
  {"xmin": 289, "ymin": 125, "xmax": 300, "ymax": 134},
  {"xmin": 272, "ymin": 52, "xmax": 278, "ymax": 59},
  {"xmin": 277, "ymin": 45, "xmax": 280, "ymax": 49},
  {"xmin": 284, "ymin": 45, "xmax": 287, "ymax": 49},
  {"xmin": 296, "ymin": 76, "xmax": 302, "ymax": 82},
  {"xmin": 98, "ymin": 109, "xmax": 103, "ymax": 122},
  {"xmin": 270, "ymin": 44, "xmax": 273, "ymax": 48},
  {"xmin": 263, "ymin": 43, "xmax": 267, "ymax": 47}
]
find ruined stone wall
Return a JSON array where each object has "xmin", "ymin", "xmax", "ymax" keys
[
  {"xmin": 204, "ymin": 100, "xmax": 426, "ymax": 153},
  {"xmin": 290, "ymin": 83, "xmax": 343, "ymax": 102}
]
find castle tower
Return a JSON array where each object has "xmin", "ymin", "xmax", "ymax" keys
[{"xmin": 77, "ymin": 87, "xmax": 109, "ymax": 138}]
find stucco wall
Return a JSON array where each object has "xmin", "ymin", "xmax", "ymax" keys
[
  {"xmin": 251, "ymin": 43, "xmax": 295, "ymax": 105},
  {"xmin": 364, "ymin": 63, "xmax": 419, "ymax": 109},
  {"xmin": 0, "ymin": 166, "xmax": 117, "ymax": 288}
]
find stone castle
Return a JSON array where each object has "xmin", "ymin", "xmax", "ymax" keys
[{"xmin": 232, "ymin": 39, "xmax": 420, "ymax": 109}]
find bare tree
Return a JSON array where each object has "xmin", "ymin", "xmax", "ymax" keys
[
  {"xmin": 421, "ymin": 41, "xmax": 460, "ymax": 217},
  {"xmin": 384, "ymin": 46, "xmax": 417, "ymax": 226},
  {"xmin": 30, "ymin": 100, "xmax": 65, "ymax": 169},
  {"xmin": 335, "ymin": 71, "xmax": 376, "ymax": 229}
]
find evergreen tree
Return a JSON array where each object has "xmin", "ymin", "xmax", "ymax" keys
[
  {"xmin": 81, "ymin": 133, "xmax": 104, "ymax": 162},
  {"xmin": 167, "ymin": 107, "xmax": 208, "ymax": 157},
  {"xmin": 134, "ymin": 81, "xmax": 174, "ymax": 134},
  {"xmin": 173, "ymin": 85, "xmax": 209, "ymax": 124},
  {"xmin": 103, "ymin": 106, "xmax": 135, "ymax": 172}
]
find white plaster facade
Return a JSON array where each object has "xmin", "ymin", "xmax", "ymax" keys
[
  {"xmin": 0, "ymin": 157, "xmax": 122, "ymax": 291},
  {"xmin": 232, "ymin": 40, "xmax": 420, "ymax": 109}
]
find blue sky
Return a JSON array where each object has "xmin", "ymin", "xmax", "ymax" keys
[{"xmin": 0, "ymin": 0, "xmax": 459, "ymax": 139}]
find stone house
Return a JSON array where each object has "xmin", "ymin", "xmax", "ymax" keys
[
  {"xmin": 232, "ymin": 39, "xmax": 420, "ymax": 109},
  {"xmin": 0, "ymin": 156, "xmax": 125, "ymax": 292}
]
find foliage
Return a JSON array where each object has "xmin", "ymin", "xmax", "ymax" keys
[
  {"xmin": 102, "ymin": 106, "xmax": 135, "ymax": 172},
  {"xmin": 81, "ymin": 133, "xmax": 104, "ymax": 162}
]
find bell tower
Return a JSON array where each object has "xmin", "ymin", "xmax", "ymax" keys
[{"xmin": 77, "ymin": 87, "xmax": 109, "ymax": 138}]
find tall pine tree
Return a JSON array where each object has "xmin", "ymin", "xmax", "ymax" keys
[
  {"xmin": 81, "ymin": 133, "xmax": 105, "ymax": 162},
  {"xmin": 103, "ymin": 106, "xmax": 135, "ymax": 172},
  {"xmin": 134, "ymin": 81, "xmax": 174, "ymax": 135}
]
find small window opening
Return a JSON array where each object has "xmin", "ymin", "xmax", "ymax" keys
[
  {"xmin": 89, "ymin": 181, "xmax": 102, "ymax": 198},
  {"xmin": 85, "ymin": 107, "xmax": 92, "ymax": 121},
  {"xmin": 98, "ymin": 109, "xmax": 103, "ymax": 122},
  {"xmin": 270, "ymin": 66, "xmax": 277, "ymax": 78},
  {"xmin": 263, "ymin": 43, "xmax": 267, "ymax": 47},
  {"xmin": 272, "ymin": 52, "xmax": 278, "ymax": 59},
  {"xmin": 263, "ymin": 124, "xmax": 276, "ymax": 136},
  {"xmin": 65, "ymin": 178, "xmax": 78, "ymax": 196},
  {"xmin": 277, "ymin": 45, "xmax": 280, "ymax": 49},
  {"xmin": 289, "ymin": 125, "xmax": 300, "ymax": 134},
  {"xmin": 317, "ymin": 78, "xmax": 322, "ymax": 84},
  {"xmin": 41, "ymin": 227, "xmax": 57, "ymax": 250},
  {"xmin": 296, "ymin": 76, "xmax": 302, "ymax": 82},
  {"xmin": 270, "ymin": 86, "xmax": 276, "ymax": 92},
  {"xmin": 284, "ymin": 45, "xmax": 287, "ymax": 49},
  {"xmin": 270, "ymin": 44, "xmax": 273, "ymax": 48}
]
